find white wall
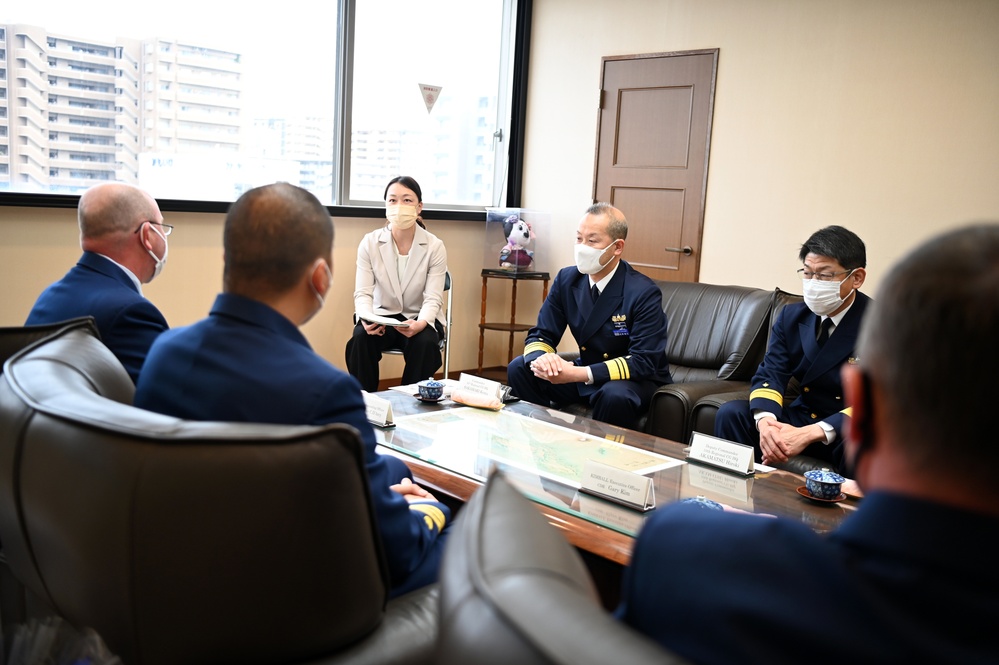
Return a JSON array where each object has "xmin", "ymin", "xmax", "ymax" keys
[{"xmin": 525, "ymin": 0, "xmax": 999, "ymax": 297}]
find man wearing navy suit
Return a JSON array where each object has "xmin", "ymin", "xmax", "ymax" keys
[
  {"xmin": 715, "ymin": 226, "xmax": 870, "ymax": 470},
  {"xmin": 507, "ymin": 203, "xmax": 671, "ymax": 429},
  {"xmin": 617, "ymin": 224, "xmax": 999, "ymax": 664},
  {"xmin": 134, "ymin": 183, "xmax": 448, "ymax": 597},
  {"xmin": 25, "ymin": 183, "xmax": 170, "ymax": 383}
]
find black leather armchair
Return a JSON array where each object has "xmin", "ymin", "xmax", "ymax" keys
[
  {"xmin": 436, "ymin": 471, "xmax": 688, "ymax": 665},
  {"xmin": 0, "ymin": 319, "xmax": 437, "ymax": 665}
]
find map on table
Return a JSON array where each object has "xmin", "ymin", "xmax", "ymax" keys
[{"xmin": 388, "ymin": 408, "xmax": 683, "ymax": 488}]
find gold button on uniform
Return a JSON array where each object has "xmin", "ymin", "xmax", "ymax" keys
[
  {"xmin": 810, "ymin": 413, "xmax": 818, "ymax": 419},
  {"xmin": 580, "ymin": 346, "xmax": 586, "ymax": 351},
  {"xmin": 803, "ymin": 386, "xmax": 810, "ymax": 393},
  {"xmin": 603, "ymin": 353, "xmax": 609, "ymax": 359}
]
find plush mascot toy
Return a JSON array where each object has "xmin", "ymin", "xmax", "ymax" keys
[{"xmin": 499, "ymin": 215, "xmax": 535, "ymax": 269}]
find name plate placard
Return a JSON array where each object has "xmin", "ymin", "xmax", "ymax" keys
[
  {"xmin": 687, "ymin": 431, "xmax": 755, "ymax": 476},
  {"xmin": 363, "ymin": 392, "xmax": 395, "ymax": 428},
  {"xmin": 579, "ymin": 460, "xmax": 656, "ymax": 512},
  {"xmin": 457, "ymin": 372, "xmax": 504, "ymax": 400}
]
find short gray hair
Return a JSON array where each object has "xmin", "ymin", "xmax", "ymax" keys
[{"xmin": 586, "ymin": 202, "xmax": 628, "ymax": 241}]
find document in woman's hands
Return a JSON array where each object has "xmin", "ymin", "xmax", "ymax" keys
[{"xmin": 359, "ymin": 313, "xmax": 411, "ymax": 327}]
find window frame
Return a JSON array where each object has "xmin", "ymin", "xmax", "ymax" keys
[{"xmin": 0, "ymin": 0, "xmax": 531, "ymax": 220}]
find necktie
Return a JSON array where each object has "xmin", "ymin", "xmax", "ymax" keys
[
  {"xmin": 591, "ymin": 284, "xmax": 600, "ymax": 302},
  {"xmin": 817, "ymin": 317, "xmax": 833, "ymax": 347}
]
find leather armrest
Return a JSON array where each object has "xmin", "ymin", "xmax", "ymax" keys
[
  {"xmin": 307, "ymin": 586, "xmax": 439, "ymax": 665},
  {"xmin": 645, "ymin": 380, "xmax": 749, "ymax": 443}
]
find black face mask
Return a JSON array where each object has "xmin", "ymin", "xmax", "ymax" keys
[{"xmin": 842, "ymin": 370, "xmax": 874, "ymax": 479}]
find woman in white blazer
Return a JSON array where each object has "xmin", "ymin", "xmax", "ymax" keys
[{"xmin": 346, "ymin": 176, "xmax": 448, "ymax": 392}]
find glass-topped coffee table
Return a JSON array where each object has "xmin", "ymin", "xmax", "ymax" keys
[{"xmin": 373, "ymin": 390, "xmax": 857, "ymax": 565}]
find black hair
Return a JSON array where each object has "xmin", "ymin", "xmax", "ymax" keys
[{"xmin": 798, "ymin": 225, "xmax": 866, "ymax": 269}]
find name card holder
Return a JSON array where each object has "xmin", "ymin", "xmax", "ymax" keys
[
  {"xmin": 457, "ymin": 372, "xmax": 505, "ymax": 400},
  {"xmin": 686, "ymin": 431, "xmax": 755, "ymax": 476},
  {"xmin": 579, "ymin": 459, "xmax": 656, "ymax": 512},
  {"xmin": 363, "ymin": 392, "xmax": 395, "ymax": 428}
]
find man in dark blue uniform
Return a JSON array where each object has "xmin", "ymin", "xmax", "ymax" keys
[
  {"xmin": 25, "ymin": 183, "xmax": 170, "ymax": 383},
  {"xmin": 617, "ymin": 224, "xmax": 999, "ymax": 664},
  {"xmin": 135, "ymin": 183, "xmax": 448, "ymax": 597},
  {"xmin": 715, "ymin": 225, "xmax": 870, "ymax": 470},
  {"xmin": 507, "ymin": 202, "xmax": 671, "ymax": 429}
]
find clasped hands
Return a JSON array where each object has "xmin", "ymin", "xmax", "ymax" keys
[
  {"xmin": 390, "ymin": 477, "xmax": 439, "ymax": 504},
  {"xmin": 757, "ymin": 418, "xmax": 824, "ymax": 466},
  {"xmin": 361, "ymin": 319, "xmax": 426, "ymax": 338},
  {"xmin": 529, "ymin": 353, "xmax": 587, "ymax": 385}
]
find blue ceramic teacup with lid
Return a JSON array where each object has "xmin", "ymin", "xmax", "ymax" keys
[
  {"xmin": 417, "ymin": 378, "xmax": 444, "ymax": 400},
  {"xmin": 804, "ymin": 468, "xmax": 845, "ymax": 500},
  {"xmin": 679, "ymin": 495, "xmax": 723, "ymax": 511}
]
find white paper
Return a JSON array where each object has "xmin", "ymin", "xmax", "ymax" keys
[{"xmin": 357, "ymin": 313, "xmax": 410, "ymax": 328}]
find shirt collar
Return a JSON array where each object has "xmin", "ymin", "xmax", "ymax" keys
[
  {"xmin": 589, "ymin": 260, "xmax": 621, "ymax": 293},
  {"xmin": 97, "ymin": 252, "xmax": 143, "ymax": 295}
]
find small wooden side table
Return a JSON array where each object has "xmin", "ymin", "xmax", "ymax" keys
[{"xmin": 478, "ymin": 269, "xmax": 550, "ymax": 376}]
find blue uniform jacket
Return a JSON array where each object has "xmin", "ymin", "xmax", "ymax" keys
[
  {"xmin": 617, "ymin": 492, "xmax": 999, "ymax": 664},
  {"xmin": 523, "ymin": 261, "xmax": 672, "ymax": 394},
  {"xmin": 749, "ymin": 292, "xmax": 871, "ymax": 441},
  {"xmin": 134, "ymin": 293, "xmax": 449, "ymax": 591},
  {"xmin": 25, "ymin": 251, "xmax": 169, "ymax": 383}
]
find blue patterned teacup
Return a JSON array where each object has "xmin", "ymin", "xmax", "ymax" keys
[
  {"xmin": 417, "ymin": 379, "xmax": 444, "ymax": 400},
  {"xmin": 804, "ymin": 468, "xmax": 845, "ymax": 500},
  {"xmin": 679, "ymin": 495, "xmax": 723, "ymax": 510}
]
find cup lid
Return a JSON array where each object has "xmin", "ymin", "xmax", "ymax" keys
[
  {"xmin": 419, "ymin": 378, "xmax": 443, "ymax": 387},
  {"xmin": 804, "ymin": 468, "xmax": 844, "ymax": 484}
]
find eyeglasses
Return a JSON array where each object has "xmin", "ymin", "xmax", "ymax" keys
[
  {"xmin": 134, "ymin": 221, "xmax": 174, "ymax": 237},
  {"xmin": 797, "ymin": 268, "xmax": 853, "ymax": 281}
]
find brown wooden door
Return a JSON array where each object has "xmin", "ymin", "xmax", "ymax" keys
[{"xmin": 594, "ymin": 49, "xmax": 718, "ymax": 282}]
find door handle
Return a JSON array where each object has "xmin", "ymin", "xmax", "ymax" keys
[{"xmin": 664, "ymin": 246, "xmax": 693, "ymax": 256}]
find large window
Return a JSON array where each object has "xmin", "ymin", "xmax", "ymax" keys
[{"xmin": 0, "ymin": 0, "xmax": 525, "ymax": 210}]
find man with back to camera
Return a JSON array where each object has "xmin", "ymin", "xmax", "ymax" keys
[
  {"xmin": 134, "ymin": 183, "xmax": 449, "ymax": 597},
  {"xmin": 506, "ymin": 202, "xmax": 672, "ymax": 430},
  {"xmin": 714, "ymin": 225, "xmax": 870, "ymax": 470},
  {"xmin": 617, "ymin": 223, "xmax": 999, "ymax": 664},
  {"xmin": 25, "ymin": 182, "xmax": 170, "ymax": 383}
]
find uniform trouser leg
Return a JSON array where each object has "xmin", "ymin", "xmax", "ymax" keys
[
  {"xmin": 345, "ymin": 323, "xmax": 384, "ymax": 392},
  {"xmin": 588, "ymin": 380, "xmax": 659, "ymax": 430},
  {"xmin": 714, "ymin": 399, "xmax": 760, "ymax": 455},
  {"xmin": 400, "ymin": 324, "xmax": 442, "ymax": 386}
]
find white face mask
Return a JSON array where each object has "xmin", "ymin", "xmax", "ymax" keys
[
  {"xmin": 386, "ymin": 204, "xmax": 419, "ymax": 230},
  {"xmin": 310, "ymin": 262, "xmax": 333, "ymax": 309},
  {"xmin": 802, "ymin": 270, "xmax": 855, "ymax": 317},
  {"xmin": 145, "ymin": 223, "xmax": 169, "ymax": 281},
  {"xmin": 574, "ymin": 241, "xmax": 617, "ymax": 275}
]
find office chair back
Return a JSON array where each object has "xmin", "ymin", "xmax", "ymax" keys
[
  {"xmin": 0, "ymin": 320, "xmax": 390, "ymax": 665},
  {"xmin": 437, "ymin": 472, "xmax": 686, "ymax": 665}
]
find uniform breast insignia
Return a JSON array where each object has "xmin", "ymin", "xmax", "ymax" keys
[
  {"xmin": 612, "ymin": 314, "xmax": 629, "ymax": 337},
  {"xmin": 848, "ymin": 356, "xmax": 860, "ymax": 365}
]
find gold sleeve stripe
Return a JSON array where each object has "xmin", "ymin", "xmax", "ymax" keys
[
  {"xmin": 605, "ymin": 357, "xmax": 630, "ymax": 381},
  {"xmin": 409, "ymin": 503, "xmax": 447, "ymax": 532},
  {"xmin": 525, "ymin": 341, "xmax": 556, "ymax": 356},
  {"xmin": 750, "ymin": 388, "xmax": 784, "ymax": 406},
  {"xmin": 841, "ymin": 406, "xmax": 853, "ymax": 418}
]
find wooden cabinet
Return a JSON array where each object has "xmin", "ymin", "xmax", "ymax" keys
[{"xmin": 477, "ymin": 269, "xmax": 550, "ymax": 380}]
